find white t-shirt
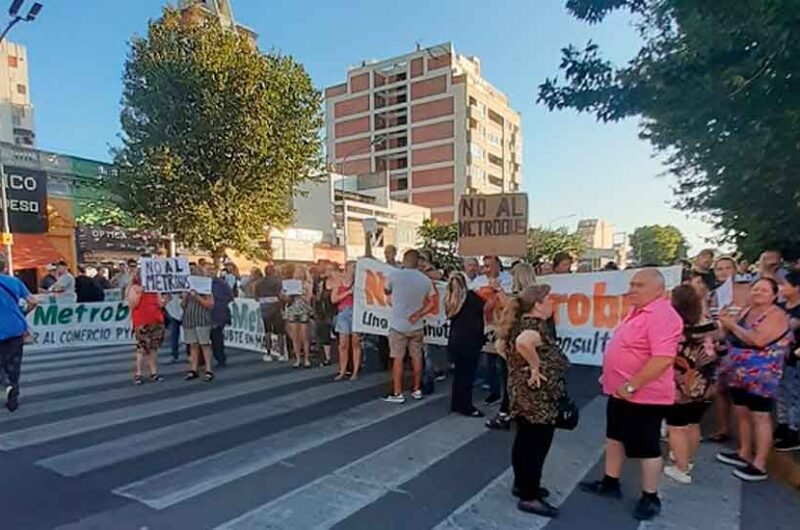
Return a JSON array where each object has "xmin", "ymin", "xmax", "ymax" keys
[
  {"xmin": 386, "ymin": 268, "xmax": 435, "ymax": 333},
  {"xmin": 51, "ymin": 272, "xmax": 76, "ymax": 300}
]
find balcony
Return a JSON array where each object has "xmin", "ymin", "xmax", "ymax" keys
[
  {"xmin": 488, "ymin": 153, "xmax": 504, "ymax": 167},
  {"xmin": 374, "ymin": 109, "xmax": 408, "ymax": 131}
]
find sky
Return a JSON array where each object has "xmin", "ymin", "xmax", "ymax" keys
[{"xmin": 16, "ymin": 0, "xmax": 717, "ymax": 252}]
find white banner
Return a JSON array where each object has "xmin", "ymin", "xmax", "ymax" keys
[
  {"xmin": 352, "ymin": 258, "xmax": 682, "ymax": 366},
  {"xmin": 25, "ymin": 298, "xmax": 268, "ymax": 355}
]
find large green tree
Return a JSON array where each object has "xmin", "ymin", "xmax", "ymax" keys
[
  {"xmin": 417, "ymin": 219, "xmax": 461, "ymax": 269},
  {"xmin": 539, "ymin": 0, "xmax": 800, "ymax": 259},
  {"xmin": 526, "ymin": 227, "xmax": 586, "ymax": 264},
  {"xmin": 629, "ymin": 224, "xmax": 688, "ymax": 266},
  {"xmin": 111, "ymin": 8, "xmax": 322, "ymax": 262}
]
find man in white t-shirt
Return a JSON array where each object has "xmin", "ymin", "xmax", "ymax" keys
[
  {"xmin": 49, "ymin": 261, "xmax": 76, "ymax": 302},
  {"xmin": 383, "ymin": 249, "xmax": 437, "ymax": 404}
]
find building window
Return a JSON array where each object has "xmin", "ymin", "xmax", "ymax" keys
[
  {"xmin": 470, "ymin": 144, "xmax": 483, "ymax": 160},
  {"xmin": 16, "ymin": 84, "xmax": 26, "ymax": 95},
  {"xmin": 488, "ymin": 175, "xmax": 504, "ymax": 188},
  {"xmin": 7, "ymin": 56, "xmax": 17, "ymax": 68}
]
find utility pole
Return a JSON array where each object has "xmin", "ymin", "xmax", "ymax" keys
[{"xmin": 0, "ymin": 0, "xmax": 43, "ymax": 271}]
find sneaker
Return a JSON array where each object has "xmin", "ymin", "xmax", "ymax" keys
[
  {"xmin": 663, "ymin": 465, "xmax": 692, "ymax": 485},
  {"xmin": 579, "ymin": 479, "xmax": 622, "ymax": 499},
  {"xmin": 134, "ymin": 376, "xmax": 144, "ymax": 386},
  {"xmin": 716, "ymin": 452, "xmax": 749, "ymax": 469},
  {"xmin": 149, "ymin": 373, "xmax": 164, "ymax": 383},
  {"xmin": 485, "ymin": 413, "xmax": 511, "ymax": 431},
  {"xmin": 434, "ymin": 373, "xmax": 447, "ymax": 383},
  {"xmin": 383, "ymin": 393, "xmax": 405, "ymax": 404},
  {"xmin": 411, "ymin": 389, "xmax": 423, "ymax": 400},
  {"xmin": 484, "ymin": 393, "xmax": 501, "ymax": 406},
  {"xmin": 633, "ymin": 495, "xmax": 661, "ymax": 521},
  {"xmin": 262, "ymin": 354, "xmax": 273, "ymax": 362},
  {"xmin": 5, "ymin": 385, "xmax": 19, "ymax": 412},
  {"xmin": 733, "ymin": 464, "xmax": 768, "ymax": 482},
  {"xmin": 774, "ymin": 432, "xmax": 800, "ymax": 452}
]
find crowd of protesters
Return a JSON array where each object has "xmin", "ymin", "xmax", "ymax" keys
[{"xmin": 2, "ymin": 243, "xmax": 799, "ymax": 522}]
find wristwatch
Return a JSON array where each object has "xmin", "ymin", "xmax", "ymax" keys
[{"xmin": 624, "ymin": 382, "xmax": 636, "ymax": 394}]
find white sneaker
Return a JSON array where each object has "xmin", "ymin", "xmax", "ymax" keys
[
  {"xmin": 383, "ymin": 393, "xmax": 405, "ymax": 404},
  {"xmin": 262, "ymin": 354, "xmax": 273, "ymax": 362},
  {"xmin": 663, "ymin": 465, "xmax": 692, "ymax": 485},
  {"xmin": 411, "ymin": 389, "xmax": 423, "ymax": 400}
]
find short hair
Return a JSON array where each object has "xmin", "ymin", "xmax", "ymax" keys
[
  {"xmin": 640, "ymin": 267, "xmax": 666, "ymax": 288},
  {"xmin": 552, "ymin": 252, "xmax": 572, "ymax": 267},
  {"xmin": 698, "ymin": 248, "xmax": 714, "ymax": 259},
  {"xmin": 671, "ymin": 284, "xmax": 702, "ymax": 327},
  {"xmin": 77, "ymin": 265, "xmax": 87, "ymax": 274},
  {"xmin": 57, "ymin": 260, "xmax": 69, "ymax": 267},
  {"xmin": 463, "ymin": 257, "xmax": 478, "ymax": 266},
  {"xmin": 785, "ymin": 270, "xmax": 800, "ymax": 289},
  {"xmin": 714, "ymin": 256, "xmax": 737, "ymax": 269},
  {"xmin": 754, "ymin": 276, "xmax": 779, "ymax": 295},
  {"xmin": 483, "ymin": 255, "xmax": 503, "ymax": 270}
]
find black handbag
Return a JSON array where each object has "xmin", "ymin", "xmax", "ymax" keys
[{"xmin": 554, "ymin": 393, "xmax": 579, "ymax": 431}]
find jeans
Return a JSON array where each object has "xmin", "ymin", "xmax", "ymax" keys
[
  {"xmin": 211, "ymin": 326, "xmax": 226, "ymax": 367},
  {"xmin": 166, "ymin": 317, "xmax": 181, "ymax": 360},
  {"xmin": 512, "ymin": 418, "xmax": 555, "ymax": 501},
  {"xmin": 0, "ymin": 335, "xmax": 23, "ymax": 391},
  {"xmin": 450, "ymin": 341, "xmax": 480, "ymax": 413},
  {"xmin": 777, "ymin": 362, "xmax": 800, "ymax": 430}
]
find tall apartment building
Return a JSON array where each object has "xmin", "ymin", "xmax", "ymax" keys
[
  {"xmin": 0, "ymin": 41, "xmax": 35, "ymax": 146},
  {"xmin": 576, "ymin": 218, "xmax": 614, "ymax": 249},
  {"xmin": 177, "ymin": 0, "xmax": 257, "ymax": 44},
  {"xmin": 325, "ymin": 42, "xmax": 522, "ymax": 223}
]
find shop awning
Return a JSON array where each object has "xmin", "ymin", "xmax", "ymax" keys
[{"xmin": 10, "ymin": 233, "xmax": 65, "ymax": 270}]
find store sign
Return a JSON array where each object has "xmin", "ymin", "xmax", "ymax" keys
[
  {"xmin": 77, "ymin": 225, "xmax": 158, "ymax": 254},
  {"xmin": 2, "ymin": 166, "xmax": 48, "ymax": 233}
]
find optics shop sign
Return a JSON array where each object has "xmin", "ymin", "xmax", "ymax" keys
[
  {"xmin": 2, "ymin": 166, "xmax": 48, "ymax": 233},
  {"xmin": 458, "ymin": 193, "xmax": 528, "ymax": 257}
]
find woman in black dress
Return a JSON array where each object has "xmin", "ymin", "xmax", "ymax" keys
[{"xmin": 445, "ymin": 272, "xmax": 485, "ymax": 417}]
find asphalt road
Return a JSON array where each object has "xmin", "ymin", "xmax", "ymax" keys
[{"xmin": 0, "ymin": 345, "xmax": 798, "ymax": 530}]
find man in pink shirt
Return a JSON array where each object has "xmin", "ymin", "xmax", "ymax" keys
[{"xmin": 580, "ymin": 268, "xmax": 682, "ymax": 521}]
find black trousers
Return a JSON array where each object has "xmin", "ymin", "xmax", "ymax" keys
[
  {"xmin": 512, "ymin": 418, "xmax": 556, "ymax": 501},
  {"xmin": 211, "ymin": 326, "xmax": 226, "ymax": 366},
  {"xmin": 0, "ymin": 336, "xmax": 23, "ymax": 391},
  {"xmin": 449, "ymin": 342, "xmax": 480, "ymax": 413}
]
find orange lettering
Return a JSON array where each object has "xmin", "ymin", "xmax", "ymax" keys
[
  {"xmin": 365, "ymin": 270, "xmax": 389, "ymax": 306},
  {"xmin": 593, "ymin": 282, "xmax": 621, "ymax": 329},
  {"xmin": 567, "ymin": 293, "xmax": 591, "ymax": 326},
  {"xmin": 549, "ymin": 293, "xmax": 568, "ymax": 325}
]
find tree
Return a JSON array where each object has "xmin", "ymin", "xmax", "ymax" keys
[
  {"xmin": 417, "ymin": 219, "xmax": 461, "ymax": 270},
  {"xmin": 629, "ymin": 225, "xmax": 688, "ymax": 266},
  {"xmin": 538, "ymin": 0, "xmax": 800, "ymax": 260},
  {"xmin": 526, "ymin": 227, "xmax": 586, "ymax": 264},
  {"xmin": 111, "ymin": 8, "xmax": 322, "ymax": 263}
]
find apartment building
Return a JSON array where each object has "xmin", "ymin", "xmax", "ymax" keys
[
  {"xmin": 325, "ymin": 42, "xmax": 522, "ymax": 223},
  {"xmin": 177, "ymin": 0, "xmax": 258, "ymax": 44},
  {"xmin": 0, "ymin": 41, "xmax": 35, "ymax": 146}
]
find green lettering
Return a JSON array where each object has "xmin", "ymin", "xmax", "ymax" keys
[
  {"xmin": 33, "ymin": 305, "xmax": 58, "ymax": 326},
  {"xmin": 115, "ymin": 303, "xmax": 130, "ymax": 321},
  {"xmin": 58, "ymin": 307, "xmax": 74, "ymax": 325},
  {"xmin": 100, "ymin": 306, "xmax": 114, "ymax": 321},
  {"xmin": 75, "ymin": 304, "xmax": 88, "ymax": 323}
]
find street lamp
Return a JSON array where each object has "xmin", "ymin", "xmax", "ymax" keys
[{"xmin": 0, "ymin": 0, "xmax": 43, "ymax": 272}]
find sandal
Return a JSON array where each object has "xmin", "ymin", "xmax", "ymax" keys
[
  {"xmin": 134, "ymin": 375, "xmax": 144, "ymax": 386},
  {"xmin": 184, "ymin": 370, "xmax": 199, "ymax": 381},
  {"xmin": 292, "ymin": 361, "xmax": 302, "ymax": 369},
  {"xmin": 204, "ymin": 371, "xmax": 215, "ymax": 382},
  {"xmin": 150, "ymin": 374, "xmax": 164, "ymax": 383},
  {"xmin": 334, "ymin": 373, "xmax": 346, "ymax": 381},
  {"xmin": 304, "ymin": 361, "xmax": 312, "ymax": 369}
]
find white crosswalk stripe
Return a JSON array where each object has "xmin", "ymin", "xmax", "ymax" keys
[{"xmin": 2, "ymin": 349, "xmax": 778, "ymax": 530}]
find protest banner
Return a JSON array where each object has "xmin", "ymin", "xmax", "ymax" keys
[
  {"xmin": 458, "ymin": 193, "xmax": 528, "ymax": 257},
  {"xmin": 187, "ymin": 275, "xmax": 212, "ymax": 295},
  {"xmin": 25, "ymin": 301, "xmax": 133, "ymax": 352},
  {"xmin": 352, "ymin": 258, "xmax": 681, "ymax": 366},
  {"xmin": 140, "ymin": 257, "xmax": 190, "ymax": 293},
  {"xmin": 281, "ymin": 279, "xmax": 303, "ymax": 296}
]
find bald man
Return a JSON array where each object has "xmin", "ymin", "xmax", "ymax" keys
[{"xmin": 580, "ymin": 268, "xmax": 682, "ymax": 522}]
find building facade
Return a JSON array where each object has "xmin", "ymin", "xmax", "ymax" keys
[
  {"xmin": 325, "ymin": 42, "xmax": 522, "ymax": 224},
  {"xmin": 0, "ymin": 41, "xmax": 35, "ymax": 146},
  {"xmin": 575, "ymin": 218, "xmax": 630, "ymax": 269},
  {"xmin": 177, "ymin": 0, "xmax": 258, "ymax": 44}
]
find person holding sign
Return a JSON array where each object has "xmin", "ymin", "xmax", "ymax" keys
[
  {"xmin": 127, "ymin": 270, "xmax": 167, "ymax": 385},
  {"xmin": 284, "ymin": 266, "xmax": 314, "ymax": 369},
  {"xmin": 332, "ymin": 261, "xmax": 361, "ymax": 381},
  {"xmin": 182, "ymin": 266, "xmax": 216, "ymax": 382}
]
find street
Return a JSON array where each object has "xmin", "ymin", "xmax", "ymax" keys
[{"xmin": 0, "ymin": 346, "xmax": 798, "ymax": 530}]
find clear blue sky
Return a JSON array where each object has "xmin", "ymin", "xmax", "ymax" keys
[{"xmin": 18, "ymin": 0, "xmax": 715, "ymax": 251}]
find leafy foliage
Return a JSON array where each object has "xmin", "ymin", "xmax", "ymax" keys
[
  {"xmin": 539, "ymin": 0, "xmax": 800, "ymax": 259},
  {"xmin": 111, "ymin": 8, "xmax": 323, "ymax": 259},
  {"xmin": 417, "ymin": 219, "xmax": 461, "ymax": 269},
  {"xmin": 629, "ymin": 224, "xmax": 688, "ymax": 266},
  {"xmin": 526, "ymin": 226, "xmax": 586, "ymax": 264}
]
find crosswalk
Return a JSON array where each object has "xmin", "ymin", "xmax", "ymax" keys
[{"xmin": 0, "ymin": 345, "xmax": 797, "ymax": 530}]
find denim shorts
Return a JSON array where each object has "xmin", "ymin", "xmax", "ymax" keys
[{"xmin": 335, "ymin": 306, "xmax": 354, "ymax": 334}]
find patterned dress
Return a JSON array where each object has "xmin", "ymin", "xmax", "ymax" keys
[
  {"xmin": 507, "ymin": 316, "xmax": 570, "ymax": 425},
  {"xmin": 721, "ymin": 308, "xmax": 791, "ymax": 399}
]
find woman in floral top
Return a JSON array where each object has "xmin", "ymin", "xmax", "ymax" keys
[
  {"xmin": 663, "ymin": 285, "xmax": 719, "ymax": 484},
  {"xmin": 716, "ymin": 278, "xmax": 791, "ymax": 482},
  {"xmin": 495, "ymin": 284, "xmax": 570, "ymax": 519}
]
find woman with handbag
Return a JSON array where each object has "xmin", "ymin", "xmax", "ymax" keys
[{"xmin": 496, "ymin": 284, "xmax": 571, "ymax": 519}]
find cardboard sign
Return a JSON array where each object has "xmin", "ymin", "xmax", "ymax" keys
[
  {"xmin": 140, "ymin": 257, "xmax": 190, "ymax": 293},
  {"xmin": 187, "ymin": 275, "xmax": 212, "ymax": 295},
  {"xmin": 458, "ymin": 193, "xmax": 528, "ymax": 257},
  {"xmin": 281, "ymin": 279, "xmax": 303, "ymax": 296}
]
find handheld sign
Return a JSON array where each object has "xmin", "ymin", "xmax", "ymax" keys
[
  {"xmin": 282, "ymin": 279, "xmax": 303, "ymax": 296},
  {"xmin": 140, "ymin": 257, "xmax": 190, "ymax": 293},
  {"xmin": 187, "ymin": 275, "xmax": 212, "ymax": 295},
  {"xmin": 458, "ymin": 193, "xmax": 528, "ymax": 257}
]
